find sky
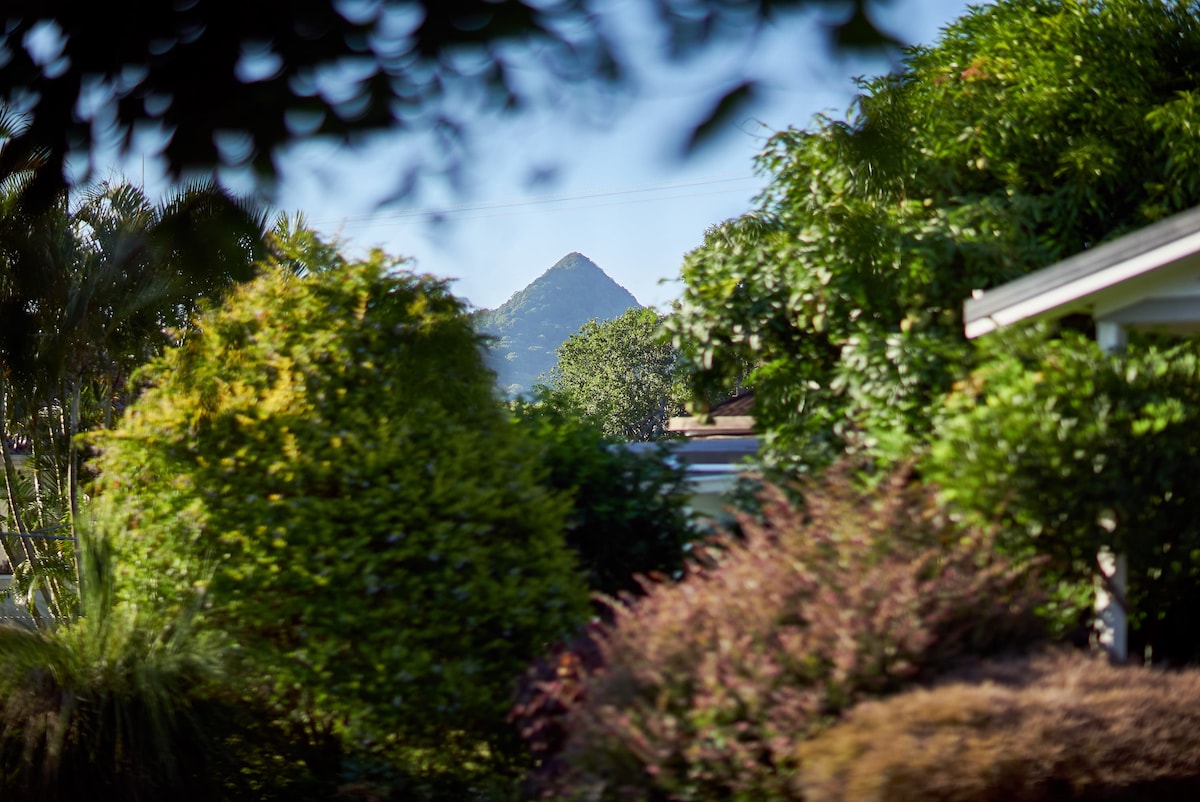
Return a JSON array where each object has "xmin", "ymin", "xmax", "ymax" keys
[{"xmin": 271, "ymin": 0, "xmax": 980, "ymax": 312}]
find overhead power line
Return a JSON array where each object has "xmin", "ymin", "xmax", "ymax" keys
[
  {"xmin": 304, "ymin": 172, "xmax": 761, "ymax": 229},
  {"xmin": 356, "ymin": 185, "xmax": 761, "ymax": 227}
]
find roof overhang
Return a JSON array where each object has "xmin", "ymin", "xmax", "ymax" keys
[
  {"xmin": 667, "ymin": 415, "xmax": 756, "ymax": 438},
  {"xmin": 964, "ymin": 205, "xmax": 1200, "ymax": 338}
]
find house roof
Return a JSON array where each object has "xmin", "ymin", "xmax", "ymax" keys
[
  {"xmin": 668, "ymin": 391, "xmax": 756, "ymax": 438},
  {"xmin": 963, "ymin": 205, "xmax": 1200, "ymax": 338},
  {"xmin": 708, "ymin": 391, "xmax": 755, "ymax": 417}
]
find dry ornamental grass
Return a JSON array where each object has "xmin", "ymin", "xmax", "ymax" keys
[{"xmin": 797, "ymin": 650, "xmax": 1200, "ymax": 802}]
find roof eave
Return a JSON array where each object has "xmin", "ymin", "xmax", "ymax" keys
[{"xmin": 963, "ymin": 206, "xmax": 1200, "ymax": 339}]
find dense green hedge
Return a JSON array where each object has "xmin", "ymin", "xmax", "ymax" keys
[
  {"xmin": 926, "ymin": 331, "xmax": 1200, "ymax": 661},
  {"xmin": 87, "ymin": 255, "xmax": 590, "ymax": 759},
  {"xmin": 514, "ymin": 400, "xmax": 700, "ymax": 599}
]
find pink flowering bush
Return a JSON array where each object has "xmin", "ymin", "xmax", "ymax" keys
[{"xmin": 541, "ymin": 466, "xmax": 1046, "ymax": 801}]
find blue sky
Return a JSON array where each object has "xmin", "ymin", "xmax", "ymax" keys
[{"xmin": 272, "ymin": 0, "xmax": 980, "ymax": 311}]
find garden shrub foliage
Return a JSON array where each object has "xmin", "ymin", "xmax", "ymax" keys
[
  {"xmin": 927, "ymin": 331, "xmax": 1200, "ymax": 661},
  {"xmin": 548, "ymin": 467, "xmax": 1044, "ymax": 801},
  {"xmin": 514, "ymin": 400, "xmax": 701, "ymax": 599},
  {"xmin": 87, "ymin": 253, "xmax": 590, "ymax": 758},
  {"xmin": 797, "ymin": 650, "xmax": 1200, "ymax": 801}
]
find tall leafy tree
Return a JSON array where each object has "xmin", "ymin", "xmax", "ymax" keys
[
  {"xmin": 544, "ymin": 307, "xmax": 686, "ymax": 442},
  {"xmin": 668, "ymin": 0, "xmax": 1200, "ymax": 472},
  {"xmin": 667, "ymin": 0, "xmax": 1200, "ymax": 657}
]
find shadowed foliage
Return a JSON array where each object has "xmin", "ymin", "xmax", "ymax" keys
[
  {"xmin": 514, "ymin": 400, "xmax": 700, "ymax": 598},
  {"xmin": 0, "ymin": 116, "xmax": 268, "ymax": 618},
  {"xmin": 0, "ymin": 538, "xmax": 233, "ymax": 801},
  {"xmin": 0, "ymin": 0, "xmax": 901, "ymax": 206}
]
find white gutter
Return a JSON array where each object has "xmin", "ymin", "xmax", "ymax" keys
[{"xmin": 965, "ymin": 229, "xmax": 1200, "ymax": 338}]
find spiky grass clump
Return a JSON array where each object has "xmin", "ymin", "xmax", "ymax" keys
[{"xmin": 0, "ymin": 540, "xmax": 235, "ymax": 801}]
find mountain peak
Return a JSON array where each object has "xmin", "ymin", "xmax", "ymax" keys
[
  {"xmin": 475, "ymin": 254, "xmax": 642, "ymax": 395},
  {"xmin": 548, "ymin": 252, "xmax": 596, "ymax": 270},
  {"xmin": 513, "ymin": 252, "xmax": 639, "ymax": 306}
]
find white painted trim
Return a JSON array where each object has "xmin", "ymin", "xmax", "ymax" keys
[{"xmin": 966, "ymin": 229, "xmax": 1200, "ymax": 338}]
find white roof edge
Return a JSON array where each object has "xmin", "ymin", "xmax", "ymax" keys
[{"xmin": 964, "ymin": 225, "xmax": 1200, "ymax": 338}]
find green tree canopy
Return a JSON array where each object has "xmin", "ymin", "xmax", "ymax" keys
[
  {"xmin": 86, "ymin": 245, "xmax": 589, "ymax": 758},
  {"xmin": 544, "ymin": 306, "xmax": 686, "ymax": 442},
  {"xmin": 667, "ymin": 0, "xmax": 1200, "ymax": 472},
  {"xmin": 667, "ymin": 0, "xmax": 1200, "ymax": 659}
]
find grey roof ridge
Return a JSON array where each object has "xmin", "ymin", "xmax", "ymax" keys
[{"xmin": 963, "ymin": 204, "xmax": 1200, "ymax": 338}]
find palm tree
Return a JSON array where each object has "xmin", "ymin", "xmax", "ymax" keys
[
  {"xmin": 0, "ymin": 110, "xmax": 71, "ymax": 617},
  {"xmin": 0, "ymin": 111, "xmax": 270, "ymax": 621},
  {"xmin": 51, "ymin": 180, "xmax": 269, "ymax": 521}
]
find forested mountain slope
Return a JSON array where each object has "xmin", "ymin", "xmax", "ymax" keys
[{"xmin": 475, "ymin": 253, "xmax": 641, "ymax": 395}]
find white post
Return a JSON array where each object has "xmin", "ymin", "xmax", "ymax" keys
[
  {"xmin": 1095, "ymin": 320, "xmax": 1128, "ymax": 662},
  {"xmin": 1096, "ymin": 320, "xmax": 1127, "ymax": 354},
  {"xmin": 1095, "ymin": 546, "xmax": 1127, "ymax": 661}
]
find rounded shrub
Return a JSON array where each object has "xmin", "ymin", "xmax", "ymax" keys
[
  {"xmin": 513, "ymin": 400, "xmax": 701, "ymax": 599},
  {"xmin": 544, "ymin": 466, "xmax": 1045, "ymax": 801},
  {"xmin": 797, "ymin": 650, "xmax": 1200, "ymax": 802},
  {"xmin": 87, "ymin": 254, "xmax": 590, "ymax": 759}
]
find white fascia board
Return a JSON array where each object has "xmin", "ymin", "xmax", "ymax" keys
[{"xmin": 965, "ymin": 229, "xmax": 1200, "ymax": 339}]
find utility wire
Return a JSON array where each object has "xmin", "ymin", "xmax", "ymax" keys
[
  {"xmin": 339, "ymin": 184, "xmax": 760, "ymax": 228},
  {"xmin": 306, "ymin": 172, "xmax": 760, "ymax": 227}
]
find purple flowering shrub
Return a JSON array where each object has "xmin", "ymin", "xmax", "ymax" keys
[{"xmin": 539, "ymin": 466, "xmax": 1046, "ymax": 801}]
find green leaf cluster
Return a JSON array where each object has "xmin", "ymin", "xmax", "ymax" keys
[
  {"xmin": 668, "ymin": 0, "xmax": 1200, "ymax": 471},
  {"xmin": 86, "ymin": 253, "xmax": 590, "ymax": 758},
  {"xmin": 0, "ymin": 172, "xmax": 268, "ymax": 619},
  {"xmin": 925, "ymin": 331, "xmax": 1200, "ymax": 661},
  {"xmin": 542, "ymin": 307, "xmax": 687, "ymax": 442},
  {"xmin": 514, "ymin": 400, "xmax": 700, "ymax": 598}
]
